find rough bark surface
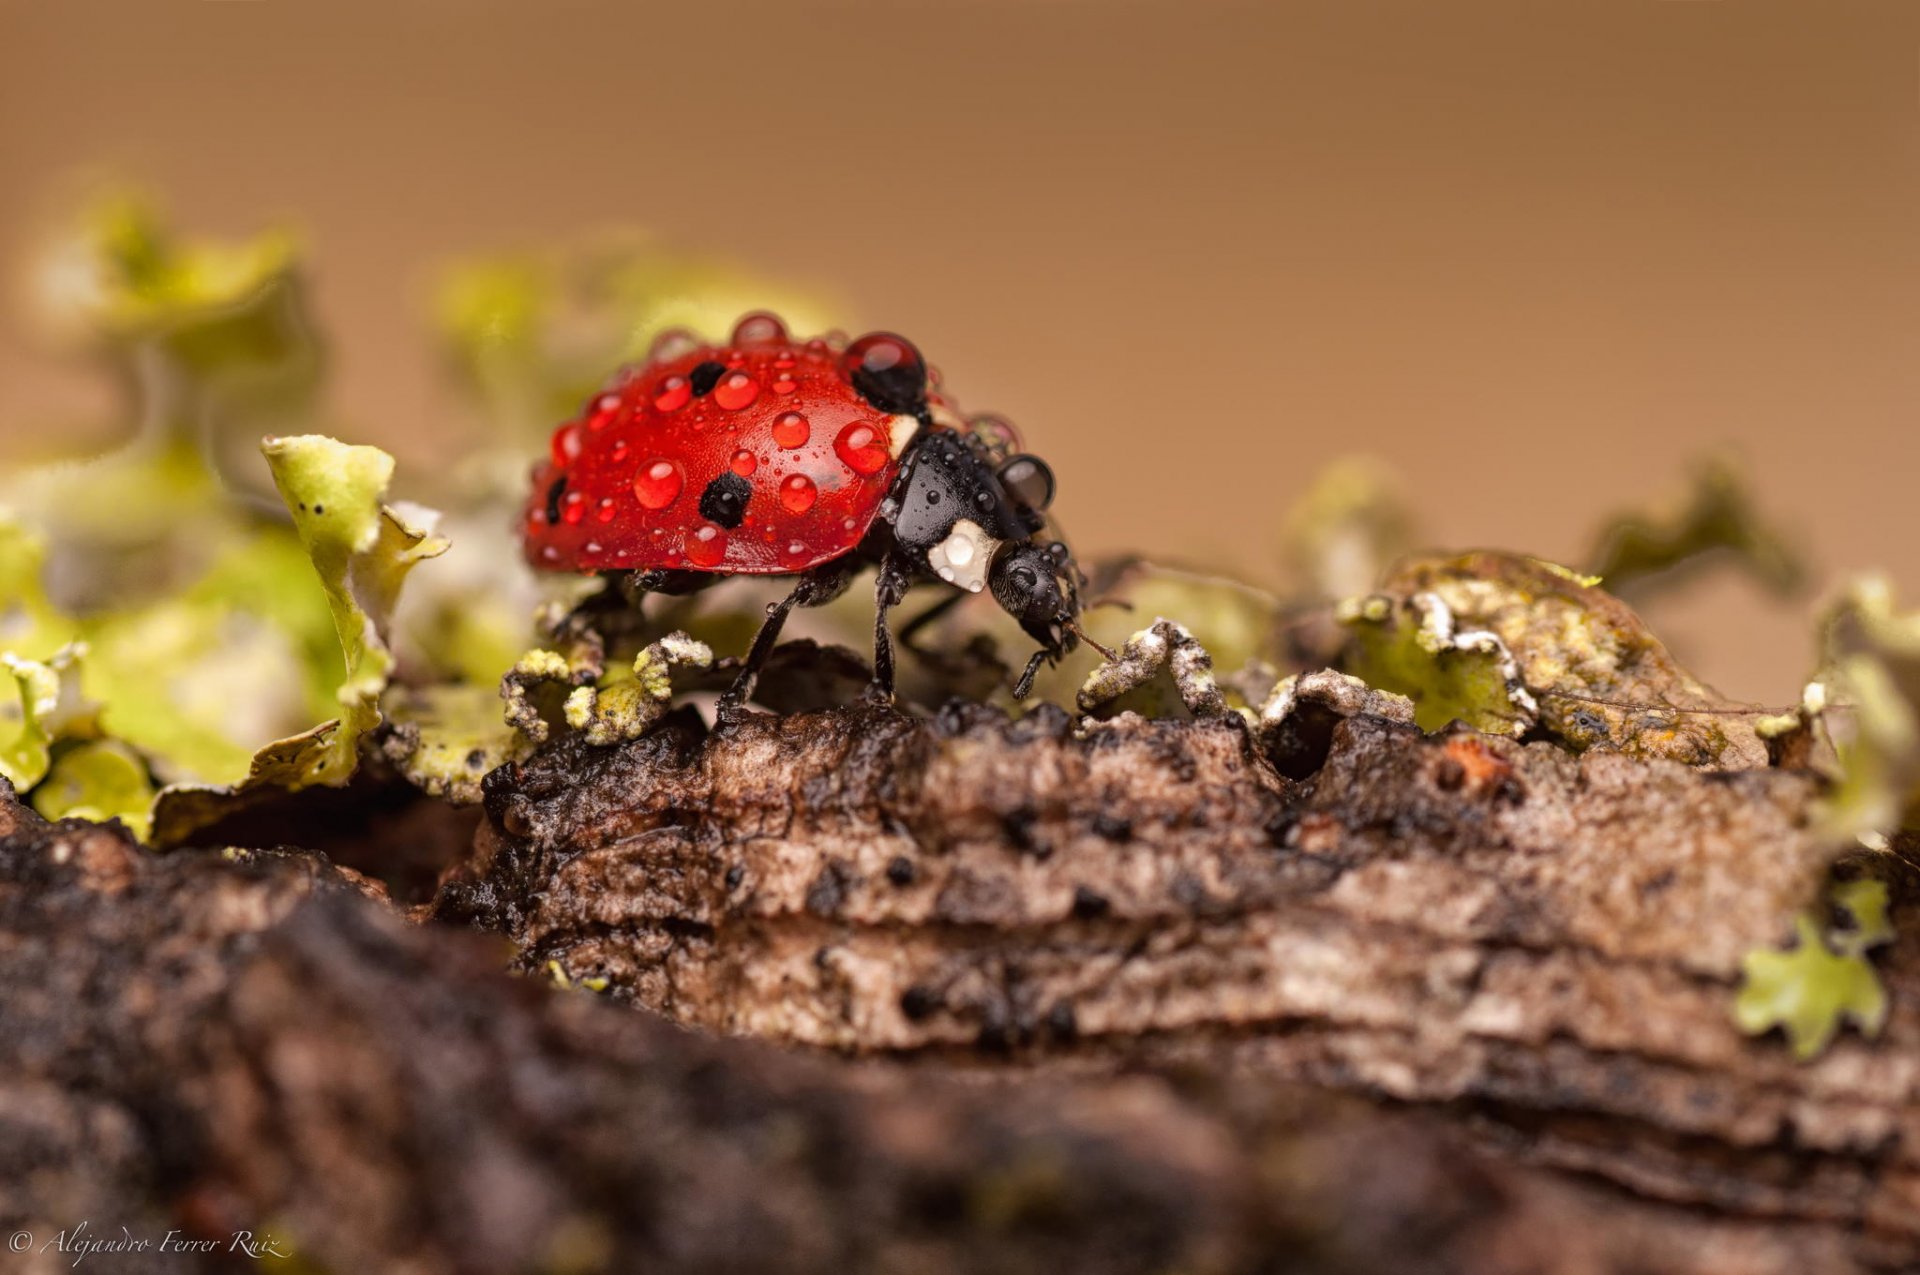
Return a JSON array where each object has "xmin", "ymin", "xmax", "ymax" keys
[
  {"xmin": 438, "ymin": 699, "xmax": 1920, "ymax": 1272},
  {"xmin": 1, "ymin": 783, "xmax": 1851, "ymax": 1275},
  {"xmin": 2, "ymin": 686, "xmax": 1913, "ymax": 1273}
]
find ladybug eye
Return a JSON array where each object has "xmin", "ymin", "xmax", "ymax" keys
[
  {"xmin": 997, "ymin": 455, "xmax": 1056, "ymax": 511},
  {"xmin": 842, "ymin": 332, "xmax": 927, "ymax": 413}
]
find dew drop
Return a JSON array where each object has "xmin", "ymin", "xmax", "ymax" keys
[
  {"xmin": 595, "ymin": 498, "xmax": 618, "ymax": 523},
  {"xmin": 648, "ymin": 328, "xmax": 700, "ymax": 365},
  {"xmin": 587, "ymin": 393, "xmax": 621, "ymax": 431},
  {"xmin": 550, "ymin": 425, "xmax": 585, "ymax": 467},
  {"xmin": 779, "ymin": 473, "xmax": 817, "ymax": 513},
  {"xmin": 584, "ymin": 541, "xmax": 603, "ymax": 555},
  {"xmin": 730, "ymin": 449, "xmax": 758, "ymax": 477},
  {"xmin": 653, "ymin": 376, "xmax": 692, "ymax": 412},
  {"xmin": 772, "ymin": 373, "xmax": 798, "ymax": 394},
  {"xmin": 540, "ymin": 544, "xmax": 562, "ymax": 563},
  {"xmin": 562, "ymin": 491, "xmax": 587, "ymax": 524},
  {"xmin": 835, "ymin": 421, "xmax": 891, "ymax": 475},
  {"xmin": 841, "ymin": 332, "xmax": 927, "ymax": 413},
  {"xmin": 687, "ymin": 523, "xmax": 728, "ymax": 567},
  {"xmin": 611, "ymin": 440, "xmax": 631, "ymax": 463},
  {"xmin": 731, "ymin": 312, "xmax": 788, "ymax": 346},
  {"xmin": 772, "ymin": 411, "xmax": 810, "ymax": 449},
  {"xmin": 633, "ymin": 459, "xmax": 684, "ymax": 510},
  {"xmin": 713, "ymin": 371, "xmax": 760, "ymax": 411},
  {"xmin": 782, "ymin": 539, "xmax": 812, "ymax": 566}
]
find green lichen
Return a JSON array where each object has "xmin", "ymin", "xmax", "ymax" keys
[
  {"xmin": 32, "ymin": 740, "xmax": 156, "ymax": 840},
  {"xmin": 1735, "ymin": 880, "xmax": 1893, "ymax": 1061},
  {"xmin": 148, "ymin": 437, "xmax": 447, "ymax": 843},
  {"xmin": 1341, "ymin": 552, "xmax": 1766, "ymax": 766},
  {"xmin": 1586, "ymin": 457, "xmax": 1805, "ymax": 597},
  {"xmin": 380, "ymin": 684, "xmax": 533, "ymax": 806},
  {"xmin": 559, "ymin": 634, "xmax": 713, "ymax": 747},
  {"xmin": 1337, "ymin": 590, "xmax": 1534, "ymax": 735},
  {"xmin": 1810, "ymin": 577, "xmax": 1920, "ymax": 846},
  {"xmin": 1279, "ymin": 457, "xmax": 1414, "ymax": 601}
]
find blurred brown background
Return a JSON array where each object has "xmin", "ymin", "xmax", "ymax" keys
[{"xmin": 1, "ymin": 0, "xmax": 1914, "ymax": 700}]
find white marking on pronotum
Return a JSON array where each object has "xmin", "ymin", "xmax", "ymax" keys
[
  {"xmin": 928, "ymin": 519, "xmax": 998, "ymax": 594},
  {"xmin": 886, "ymin": 414, "xmax": 919, "ymax": 459}
]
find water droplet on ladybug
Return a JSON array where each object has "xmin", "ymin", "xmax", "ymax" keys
[
  {"xmin": 551, "ymin": 425, "xmax": 585, "ymax": 467},
  {"xmin": 713, "ymin": 371, "xmax": 759, "ymax": 411},
  {"xmin": 835, "ymin": 421, "xmax": 890, "ymax": 475},
  {"xmin": 584, "ymin": 541, "xmax": 603, "ymax": 555},
  {"xmin": 773, "ymin": 353, "xmax": 797, "ymax": 370},
  {"xmin": 779, "ymin": 473, "xmax": 817, "ymax": 513},
  {"xmin": 595, "ymin": 498, "xmax": 618, "ymax": 523},
  {"xmin": 731, "ymin": 449, "xmax": 758, "ymax": 477},
  {"xmin": 967, "ymin": 413, "xmax": 1025, "ymax": 465},
  {"xmin": 730, "ymin": 312, "xmax": 788, "ymax": 346},
  {"xmin": 772, "ymin": 411, "xmax": 810, "ymax": 449},
  {"xmin": 998, "ymin": 455, "xmax": 1056, "ymax": 510},
  {"xmin": 842, "ymin": 332, "xmax": 927, "ymax": 413},
  {"xmin": 561, "ymin": 491, "xmax": 587, "ymax": 524},
  {"xmin": 540, "ymin": 544, "xmax": 561, "ymax": 563},
  {"xmin": 611, "ymin": 440, "xmax": 631, "ymax": 463},
  {"xmin": 633, "ymin": 459, "xmax": 684, "ymax": 510},
  {"xmin": 772, "ymin": 373, "xmax": 798, "ymax": 394},
  {"xmin": 687, "ymin": 523, "xmax": 728, "ymax": 567},
  {"xmin": 587, "ymin": 394, "xmax": 621, "ymax": 431},
  {"xmin": 648, "ymin": 328, "xmax": 700, "ymax": 365},
  {"xmin": 782, "ymin": 539, "xmax": 811, "ymax": 566},
  {"xmin": 654, "ymin": 376, "xmax": 691, "ymax": 412}
]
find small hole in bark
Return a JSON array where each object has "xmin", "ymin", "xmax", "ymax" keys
[{"xmin": 1264, "ymin": 701, "xmax": 1343, "ymax": 781}]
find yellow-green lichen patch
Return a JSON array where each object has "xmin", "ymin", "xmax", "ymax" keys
[
  {"xmin": 1807, "ymin": 577, "xmax": 1920, "ymax": 845},
  {"xmin": 31, "ymin": 740, "xmax": 156, "ymax": 840},
  {"xmin": 1342, "ymin": 552, "xmax": 1767, "ymax": 766},
  {"xmin": 0, "ymin": 646, "xmax": 83, "ymax": 791},
  {"xmin": 381, "ymin": 684, "xmax": 534, "ymax": 806},
  {"xmin": 1586, "ymin": 457, "xmax": 1805, "ymax": 598},
  {"xmin": 148, "ymin": 437, "xmax": 447, "ymax": 844},
  {"xmin": 1279, "ymin": 457, "xmax": 1414, "ymax": 602},
  {"xmin": 1735, "ymin": 879, "xmax": 1893, "ymax": 1061},
  {"xmin": 562, "ymin": 634, "xmax": 714, "ymax": 747},
  {"xmin": 1337, "ymin": 590, "xmax": 1535, "ymax": 736}
]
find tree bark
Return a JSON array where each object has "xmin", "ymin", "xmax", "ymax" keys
[{"xmin": 0, "ymin": 689, "xmax": 1911, "ymax": 1272}]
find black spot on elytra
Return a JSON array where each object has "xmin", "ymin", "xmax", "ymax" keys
[
  {"xmin": 545, "ymin": 476, "xmax": 566, "ymax": 525},
  {"xmin": 699, "ymin": 472, "xmax": 753, "ymax": 529},
  {"xmin": 689, "ymin": 360, "xmax": 727, "ymax": 397}
]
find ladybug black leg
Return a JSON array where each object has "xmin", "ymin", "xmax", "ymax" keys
[
  {"xmin": 897, "ymin": 590, "xmax": 966, "ymax": 656},
  {"xmin": 864, "ymin": 554, "xmax": 915, "ymax": 703},
  {"xmin": 715, "ymin": 563, "xmax": 858, "ymax": 725}
]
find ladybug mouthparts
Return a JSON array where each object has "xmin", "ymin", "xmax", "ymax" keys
[{"xmin": 524, "ymin": 311, "xmax": 1081, "ymax": 704}]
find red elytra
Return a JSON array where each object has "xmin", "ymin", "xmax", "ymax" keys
[{"xmin": 523, "ymin": 320, "xmax": 911, "ymax": 575}]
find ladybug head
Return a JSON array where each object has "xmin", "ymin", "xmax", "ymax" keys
[{"xmin": 990, "ymin": 536, "xmax": 1086, "ymax": 698}]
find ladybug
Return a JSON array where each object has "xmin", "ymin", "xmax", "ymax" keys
[{"xmin": 523, "ymin": 312, "xmax": 1097, "ymax": 717}]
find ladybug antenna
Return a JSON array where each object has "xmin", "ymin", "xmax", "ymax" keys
[{"xmin": 1065, "ymin": 619, "xmax": 1116, "ymax": 662}]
